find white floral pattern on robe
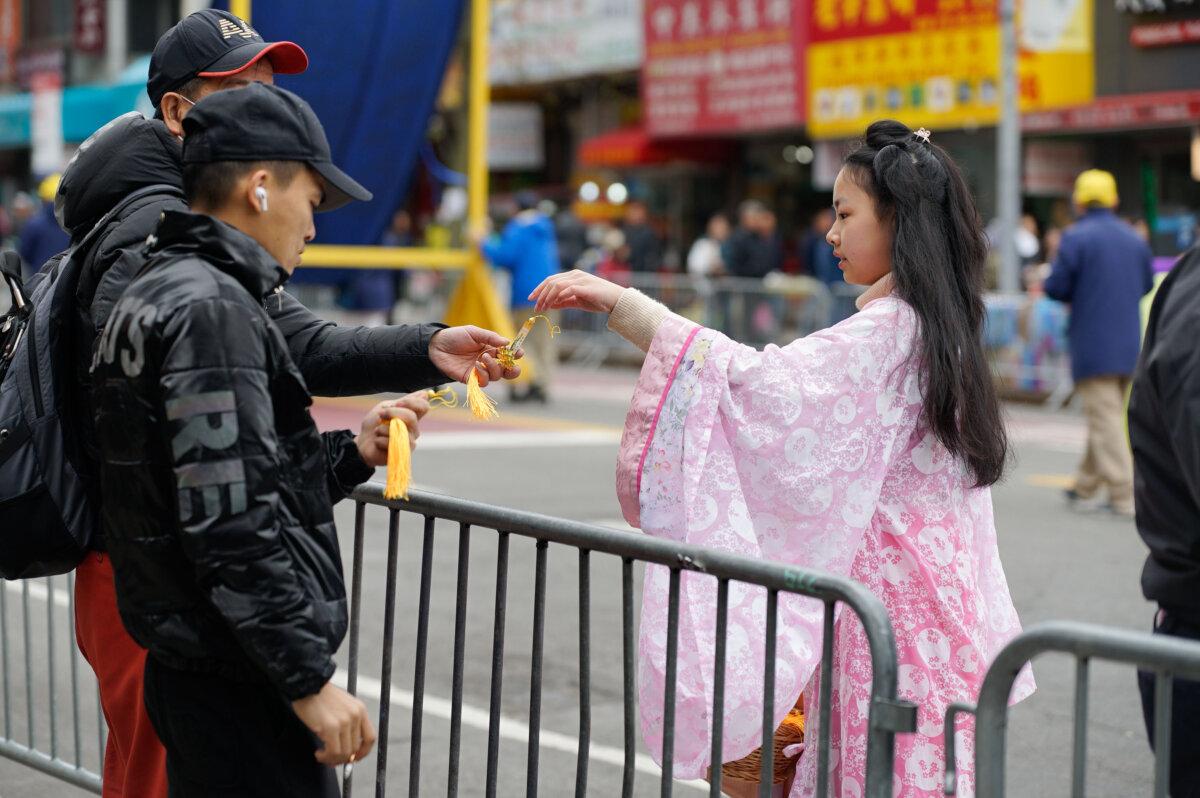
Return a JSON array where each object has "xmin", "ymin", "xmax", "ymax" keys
[{"xmin": 615, "ymin": 297, "xmax": 1035, "ymax": 798}]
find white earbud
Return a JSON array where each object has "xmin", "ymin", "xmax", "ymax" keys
[{"xmin": 254, "ymin": 186, "xmax": 269, "ymax": 212}]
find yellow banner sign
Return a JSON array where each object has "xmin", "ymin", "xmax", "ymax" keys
[{"xmin": 807, "ymin": 0, "xmax": 1093, "ymax": 139}]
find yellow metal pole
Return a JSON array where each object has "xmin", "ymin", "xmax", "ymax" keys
[
  {"xmin": 301, "ymin": 245, "xmax": 471, "ymax": 269},
  {"xmin": 443, "ymin": 0, "xmax": 522, "ymax": 356},
  {"xmin": 467, "ymin": 0, "xmax": 488, "ymax": 233},
  {"xmin": 230, "ymin": 0, "xmax": 251, "ymax": 22}
]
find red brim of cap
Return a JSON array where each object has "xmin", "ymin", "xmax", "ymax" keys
[{"xmin": 197, "ymin": 41, "xmax": 309, "ymax": 79}]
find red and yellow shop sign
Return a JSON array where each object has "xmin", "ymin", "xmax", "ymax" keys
[{"xmin": 807, "ymin": 0, "xmax": 1094, "ymax": 139}]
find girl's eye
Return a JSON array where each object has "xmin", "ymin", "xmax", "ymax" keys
[{"xmin": 838, "ymin": 213, "xmax": 849, "ymax": 220}]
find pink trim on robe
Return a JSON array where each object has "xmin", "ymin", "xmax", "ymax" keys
[{"xmin": 616, "ymin": 314, "xmax": 699, "ymax": 529}]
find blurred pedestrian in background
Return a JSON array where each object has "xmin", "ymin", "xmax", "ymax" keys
[
  {"xmin": 18, "ymin": 173, "xmax": 70, "ymax": 277},
  {"xmin": 802, "ymin": 208, "xmax": 842, "ymax": 286},
  {"xmin": 1018, "ymin": 262, "xmax": 1068, "ymax": 394},
  {"xmin": 759, "ymin": 208, "xmax": 784, "ymax": 275},
  {"xmin": 478, "ymin": 190, "xmax": 559, "ymax": 402},
  {"xmin": 685, "ymin": 212, "xmax": 729, "ymax": 278},
  {"xmin": 554, "ymin": 205, "xmax": 588, "ymax": 272},
  {"xmin": 1045, "ymin": 169, "xmax": 1154, "ymax": 517},
  {"xmin": 1129, "ymin": 240, "xmax": 1200, "ymax": 798},
  {"xmin": 337, "ymin": 208, "xmax": 411, "ymax": 326},
  {"xmin": 622, "ymin": 199, "xmax": 662, "ymax": 273},
  {"xmin": 594, "ymin": 225, "xmax": 630, "ymax": 283},
  {"xmin": 379, "ymin": 208, "xmax": 413, "ymax": 324},
  {"xmin": 7, "ymin": 191, "xmax": 35, "ymax": 245},
  {"xmin": 1018, "ymin": 213, "xmax": 1042, "ymax": 266},
  {"xmin": 723, "ymin": 199, "xmax": 775, "ymax": 279}
]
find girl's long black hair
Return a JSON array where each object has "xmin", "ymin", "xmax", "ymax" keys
[{"xmin": 844, "ymin": 119, "xmax": 1007, "ymax": 487}]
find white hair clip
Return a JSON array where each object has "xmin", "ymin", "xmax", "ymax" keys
[{"xmin": 913, "ymin": 128, "xmax": 932, "ymax": 144}]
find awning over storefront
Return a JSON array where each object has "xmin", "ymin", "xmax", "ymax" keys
[
  {"xmin": 0, "ymin": 56, "xmax": 151, "ymax": 149},
  {"xmin": 578, "ymin": 125, "xmax": 732, "ymax": 167}
]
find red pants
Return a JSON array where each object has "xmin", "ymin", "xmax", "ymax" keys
[{"xmin": 74, "ymin": 553, "xmax": 168, "ymax": 798}]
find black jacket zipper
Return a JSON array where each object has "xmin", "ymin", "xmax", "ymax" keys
[{"xmin": 26, "ymin": 309, "xmax": 44, "ymax": 417}]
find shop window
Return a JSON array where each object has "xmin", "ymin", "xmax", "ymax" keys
[
  {"xmin": 128, "ymin": 0, "xmax": 182, "ymax": 56},
  {"xmin": 24, "ymin": 0, "xmax": 71, "ymax": 43}
]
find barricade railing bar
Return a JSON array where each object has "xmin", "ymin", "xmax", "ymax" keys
[
  {"xmin": 0, "ymin": 573, "xmax": 104, "ymax": 794},
  {"xmin": 342, "ymin": 482, "xmax": 918, "ymax": 798},
  {"xmin": 943, "ymin": 620, "xmax": 1200, "ymax": 798}
]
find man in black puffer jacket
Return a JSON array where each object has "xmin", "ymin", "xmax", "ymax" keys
[
  {"xmin": 62, "ymin": 12, "xmax": 520, "ymax": 797},
  {"xmin": 93, "ymin": 83, "xmax": 407, "ymax": 797},
  {"xmin": 1129, "ymin": 242, "xmax": 1200, "ymax": 796}
]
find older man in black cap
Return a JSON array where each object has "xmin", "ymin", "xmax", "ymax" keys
[
  {"xmin": 57, "ymin": 10, "xmax": 519, "ymax": 798},
  {"xmin": 92, "ymin": 82, "xmax": 410, "ymax": 798}
]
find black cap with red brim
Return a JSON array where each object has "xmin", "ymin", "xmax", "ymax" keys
[{"xmin": 148, "ymin": 9, "xmax": 308, "ymax": 110}]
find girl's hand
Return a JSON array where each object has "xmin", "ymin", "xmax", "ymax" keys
[
  {"xmin": 355, "ymin": 392, "xmax": 430, "ymax": 466},
  {"xmin": 529, "ymin": 270, "xmax": 624, "ymax": 314}
]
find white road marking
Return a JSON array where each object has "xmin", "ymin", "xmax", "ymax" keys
[
  {"xmin": 417, "ymin": 429, "xmax": 621, "ymax": 451},
  {"xmin": 332, "ymin": 670, "xmax": 707, "ymax": 792},
  {"xmin": 5, "ymin": 581, "xmax": 706, "ymax": 792}
]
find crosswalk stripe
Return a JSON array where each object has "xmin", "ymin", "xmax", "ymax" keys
[
  {"xmin": 5, "ymin": 577, "xmax": 706, "ymax": 791},
  {"xmin": 332, "ymin": 670, "xmax": 707, "ymax": 791}
]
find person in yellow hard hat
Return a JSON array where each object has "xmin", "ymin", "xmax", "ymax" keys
[
  {"xmin": 1044, "ymin": 169, "xmax": 1154, "ymax": 517},
  {"xmin": 17, "ymin": 172, "xmax": 69, "ymax": 276}
]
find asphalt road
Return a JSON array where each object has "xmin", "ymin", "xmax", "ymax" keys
[{"xmin": 0, "ymin": 366, "xmax": 1160, "ymax": 797}]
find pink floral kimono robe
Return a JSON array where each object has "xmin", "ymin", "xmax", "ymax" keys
[{"xmin": 615, "ymin": 296, "xmax": 1035, "ymax": 797}]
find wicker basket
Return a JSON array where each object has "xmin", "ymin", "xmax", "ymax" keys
[{"xmin": 707, "ymin": 697, "xmax": 805, "ymax": 798}]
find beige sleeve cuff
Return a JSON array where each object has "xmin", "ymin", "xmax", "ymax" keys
[{"xmin": 607, "ymin": 288, "xmax": 670, "ymax": 352}]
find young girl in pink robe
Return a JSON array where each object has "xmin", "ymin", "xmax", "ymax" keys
[{"xmin": 531, "ymin": 120, "xmax": 1034, "ymax": 797}]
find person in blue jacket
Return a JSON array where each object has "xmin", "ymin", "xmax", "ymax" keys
[
  {"xmin": 18, "ymin": 173, "xmax": 70, "ymax": 276},
  {"xmin": 1044, "ymin": 169, "xmax": 1154, "ymax": 517},
  {"xmin": 479, "ymin": 191, "xmax": 559, "ymax": 402}
]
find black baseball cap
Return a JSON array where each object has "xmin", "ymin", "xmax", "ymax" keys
[
  {"xmin": 182, "ymin": 83, "xmax": 372, "ymax": 213},
  {"xmin": 148, "ymin": 9, "xmax": 307, "ymax": 111}
]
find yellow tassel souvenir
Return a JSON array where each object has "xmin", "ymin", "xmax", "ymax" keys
[
  {"xmin": 383, "ymin": 417, "xmax": 411, "ymax": 500},
  {"xmin": 497, "ymin": 314, "xmax": 560, "ymax": 370},
  {"xmin": 465, "ymin": 368, "xmax": 499, "ymax": 420},
  {"xmin": 427, "ymin": 386, "xmax": 458, "ymax": 408}
]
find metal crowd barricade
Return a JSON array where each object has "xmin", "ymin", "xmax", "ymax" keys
[
  {"xmin": 555, "ymin": 273, "xmax": 837, "ymax": 366},
  {"xmin": 0, "ymin": 573, "xmax": 104, "ymax": 793},
  {"xmin": 943, "ymin": 620, "xmax": 1200, "ymax": 798},
  {"xmin": 982, "ymin": 293, "xmax": 1072, "ymax": 403},
  {"xmin": 341, "ymin": 483, "xmax": 917, "ymax": 798}
]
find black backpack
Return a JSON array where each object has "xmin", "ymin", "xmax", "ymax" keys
[{"xmin": 0, "ymin": 184, "xmax": 182, "ymax": 578}]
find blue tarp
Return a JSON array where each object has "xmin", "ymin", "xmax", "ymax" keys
[{"xmin": 215, "ymin": 0, "xmax": 465, "ymax": 276}]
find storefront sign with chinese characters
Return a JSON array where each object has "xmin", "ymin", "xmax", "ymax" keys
[
  {"xmin": 1116, "ymin": 0, "xmax": 1200, "ymax": 13},
  {"xmin": 488, "ymin": 103, "xmax": 545, "ymax": 170},
  {"xmin": 1130, "ymin": 18, "xmax": 1200, "ymax": 46},
  {"xmin": 806, "ymin": 0, "xmax": 1095, "ymax": 139},
  {"xmin": 0, "ymin": 0, "xmax": 18, "ymax": 85},
  {"xmin": 74, "ymin": 0, "xmax": 105, "ymax": 55},
  {"xmin": 642, "ymin": 0, "xmax": 806, "ymax": 136},
  {"xmin": 490, "ymin": 0, "xmax": 643, "ymax": 85},
  {"xmin": 1023, "ymin": 89, "xmax": 1200, "ymax": 133}
]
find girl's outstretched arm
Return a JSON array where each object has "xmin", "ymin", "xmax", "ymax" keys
[{"xmin": 530, "ymin": 270, "xmax": 669, "ymax": 352}]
